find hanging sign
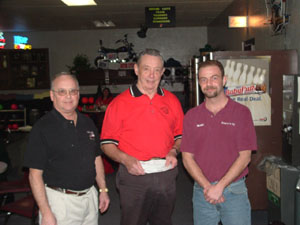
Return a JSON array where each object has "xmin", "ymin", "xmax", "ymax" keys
[
  {"xmin": 145, "ymin": 6, "xmax": 176, "ymax": 28},
  {"xmin": 220, "ymin": 57, "xmax": 271, "ymax": 126},
  {"xmin": 14, "ymin": 35, "xmax": 32, "ymax": 49},
  {"xmin": 0, "ymin": 32, "xmax": 6, "ymax": 49}
]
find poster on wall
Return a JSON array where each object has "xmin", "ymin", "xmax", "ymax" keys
[{"xmin": 219, "ymin": 57, "xmax": 271, "ymax": 126}]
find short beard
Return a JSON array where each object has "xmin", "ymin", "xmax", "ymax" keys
[
  {"xmin": 204, "ymin": 91, "xmax": 218, "ymax": 98},
  {"xmin": 203, "ymin": 86, "xmax": 218, "ymax": 98}
]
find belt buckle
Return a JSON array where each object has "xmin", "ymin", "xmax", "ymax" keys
[
  {"xmin": 57, "ymin": 187, "xmax": 66, "ymax": 193},
  {"xmin": 74, "ymin": 191, "xmax": 81, "ymax": 196}
]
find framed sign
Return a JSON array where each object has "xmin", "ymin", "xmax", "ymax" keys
[{"xmin": 145, "ymin": 6, "xmax": 175, "ymax": 28}]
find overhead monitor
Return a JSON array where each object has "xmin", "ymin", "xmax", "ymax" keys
[{"xmin": 145, "ymin": 6, "xmax": 176, "ymax": 28}]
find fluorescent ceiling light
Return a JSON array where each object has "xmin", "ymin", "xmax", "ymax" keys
[
  {"xmin": 93, "ymin": 20, "xmax": 115, "ymax": 27},
  {"xmin": 61, "ymin": 0, "xmax": 97, "ymax": 6},
  {"xmin": 228, "ymin": 16, "xmax": 248, "ymax": 28}
]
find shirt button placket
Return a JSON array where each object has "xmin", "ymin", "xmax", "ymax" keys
[{"xmin": 150, "ymin": 101, "xmax": 154, "ymax": 113}]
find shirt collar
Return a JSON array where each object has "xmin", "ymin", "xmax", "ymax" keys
[
  {"xmin": 129, "ymin": 84, "xmax": 164, "ymax": 97},
  {"xmin": 51, "ymin": 107, "xmax": 80, "ymax": 123}
]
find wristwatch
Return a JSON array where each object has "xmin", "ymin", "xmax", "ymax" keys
[{"xmin": 99, "ymin": 188, "xmax": 109, "ymax": 193}]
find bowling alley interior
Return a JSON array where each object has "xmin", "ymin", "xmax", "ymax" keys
[{"xmin": 1, "ymin": 0, "xmax": 300, "ymax": 225}]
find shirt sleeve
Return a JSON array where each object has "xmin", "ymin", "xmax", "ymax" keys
[
  {"xmin": 23, "ymin": 125, "xmax": 48, "ymax": 170},
  {"xmin": 100, "ymin": 99, "xmax": 122, "ymax": 145},
  {"xmin": 180, "ymin": 111, "xmax": 194, "ymax": 153},
  {"xmin": 172, "ymin": 95, "xmax": 184, "ymax": 140},
  {"xmin": 236, "ymin": 107, "xmax": 257, "ymax": 151}
]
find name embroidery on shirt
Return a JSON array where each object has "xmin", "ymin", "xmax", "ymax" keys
[
  {"xmin": 221, "ymin": 121, "xmax": 236, "ymax": 126},
  {"xmin": 196, "ymin": 123, "xmax": 204, "ymax": 127},
  {"xmin": 87, "ymin": 131, "xmax": 95, "ymax": 141}
]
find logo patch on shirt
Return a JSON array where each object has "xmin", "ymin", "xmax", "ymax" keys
[
  {"xmin": 196, "ymin": 123, "xmax": 204, "ymax": 127},
  {"xmin": 160, "ymin": 106, "xmax": 169, "ymax": 114},
  {"xmin": 221, "ymin": 121, "xmax": 236, "ymax": 126},
  {"xmin": 87, "ymin": 131, "xmax": 95, "ymax": 140}
]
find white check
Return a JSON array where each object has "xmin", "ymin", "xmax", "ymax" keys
[{"xmin": 139, "ymin": 159, "xmax": 173, "ymax": 174}]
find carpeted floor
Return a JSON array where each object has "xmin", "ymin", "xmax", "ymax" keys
[{"xmin": 0, "ymin": 159, "xmax": 268, "ymax": 225}]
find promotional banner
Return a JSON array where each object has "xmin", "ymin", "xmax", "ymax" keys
[{"xmin": 220, "ymin": 57, "xmax": 271, "ymax": 126}]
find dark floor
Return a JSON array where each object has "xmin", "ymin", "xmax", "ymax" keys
[{"xmin": 0, "ymin": 161, "xmax": 268, "ymax": 225}]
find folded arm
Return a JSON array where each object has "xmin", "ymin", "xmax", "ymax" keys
[{"xmin": 204, "ymin": 150, "xmax": 252, "ymax": 204}]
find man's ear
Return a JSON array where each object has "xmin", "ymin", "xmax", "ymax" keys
[
  {"xmin": 50, "ymin": 90, "xmax": 54, "ymax": 101},
  {"xmin": 223, "ymin": 75, "xmax": 227, "ymax": 87},
  {"xmin": 134, "ymin": 63, "xmax": 139, "ymax": 77}
]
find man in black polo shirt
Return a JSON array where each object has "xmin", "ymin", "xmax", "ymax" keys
[{"xmin": 24, "ymin": 72, "xmax": 110, "ymax": 225}]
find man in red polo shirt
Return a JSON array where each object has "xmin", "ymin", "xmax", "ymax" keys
[{"xmin": 100, "ymin": 48, "xmax": 184, "ymax": 225}]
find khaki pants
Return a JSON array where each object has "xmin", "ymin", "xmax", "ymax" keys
[{"xmin": 39, "ymin": 186, "xmax": 98, "ymax": 225}]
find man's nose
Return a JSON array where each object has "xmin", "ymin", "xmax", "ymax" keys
[
  {"xmin": 207, "ymin": 77, "xmax": 214, "ymax": 85},
  {"xmin": 149, "ymin": 69, "xmax": 155, "ymax": 77},
  {"xmin": 66, "ymin": 91, "xmax": 72, "ymax": 97}
]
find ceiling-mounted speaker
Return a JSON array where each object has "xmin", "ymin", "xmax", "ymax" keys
[{"xmin": 137, "ymin": 25, "xmax": 148, "ymax": 38}]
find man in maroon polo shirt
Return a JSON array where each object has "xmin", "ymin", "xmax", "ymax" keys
[
  {"xmin": 181, "ymin": 60, "xmax": 257, "ymax": 225},
  {"xmin": 100, "ymin": 48, "xmax": 184, "ymax": 225}
]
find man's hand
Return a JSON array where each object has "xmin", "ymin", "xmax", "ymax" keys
[
  {"xmin": 165, "ymin": 148, "xmax": 178, "ymax": 169},
  {"xmin": 41, "ymin": 211, "xmax": 57, "ymax": 225},
  {"xmin": 124, "ymin": 155, "xmax": 145, "ymax": 175},
  {"xmin": 99, "ymin": 192, "xmax": 110, "ymax": 213},
  {"xmin": 203, "ymin": 184, "xmax": 225, "ymax": 205}
]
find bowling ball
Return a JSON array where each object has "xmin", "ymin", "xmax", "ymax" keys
[
  {"xmin": 77, "ymin": 105, "xmax": 83, "ymax": 111},
  {"xmin": 0, "ymin": 104, "xmax": 3, "ymax": 110},
  {"xmin": 81, "ymin": 97, "xmax": 88, "ymax": 104},
  {"xmin": 12, "ymin": 123, "xmax": 19, "ymax": 130},
  {"xmin": 18, "ymin": 104, "xmax": 25, "ymax": 109},
  {"xmin": 89, "ymin": 105, "xmax": 94, "ymax": 110},
  {"xmin": 11, "ymin": 104, "xmax": 18, "ymax": 110},
  {"xmin": 7, "ymin": 124, "xmax": 12, "ymax": 129},
  {"xmin": 88, "ymin": 97, "xmax": 94, "ymax": 104}
]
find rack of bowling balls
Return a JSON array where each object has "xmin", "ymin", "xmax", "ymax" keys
[
  {"xmin": 0, "ymin": 103, "xmax": 26, "ymax": 131},
  {"xmin": 77, "ymin": 96, "xmax": 98, "ymax": 113}
]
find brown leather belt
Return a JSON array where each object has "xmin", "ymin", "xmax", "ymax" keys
[{"xmin": 46, "ymin": 185, "xmax": 88, "ymax": 196}]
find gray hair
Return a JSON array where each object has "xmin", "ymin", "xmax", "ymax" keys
[
  {"xmin": 50, "ymin": 72, "xmax": 79, "ymax": 90},
  {"xmin": 137, "ymin": 48, "xmax": 164, "ymax": 66}
]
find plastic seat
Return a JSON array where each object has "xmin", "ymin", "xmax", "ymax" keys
[
  {"xmin": 0, "ymin": 171, "xmax": 38, "ymax": 225},
  {"xmin": 0, "ymin": 194, "xmax": 37, "ymax": 225}
]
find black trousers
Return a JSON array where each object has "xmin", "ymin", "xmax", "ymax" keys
[{"xmin": 116, "ymin": 164, "xmax": 178, "ymax": 225}]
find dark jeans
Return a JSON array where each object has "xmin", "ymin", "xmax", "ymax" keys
[{"xmin": 116, "ymin": 164, "xmax": 178, "ymax": 225}]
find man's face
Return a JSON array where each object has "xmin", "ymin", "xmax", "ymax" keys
[
  {"xmin": 50, "ymin": 75, "xmax": 79, "ymax": 115},
  {"xmin": 134, "ymin": 54, "xmax": 165, "ymax": 94},
  {"xmin": 198, "ymin": 65, "xmax": 226, "ymax": 99}
]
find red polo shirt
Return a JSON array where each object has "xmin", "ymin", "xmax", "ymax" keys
[{"xmin": 100, "ymin": 85, "xmax": 184, "ymax": 161}]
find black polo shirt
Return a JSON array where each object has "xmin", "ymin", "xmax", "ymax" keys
[{"xmin": 24, "ymin": 108, "xmax": 101, "ymax": 190}]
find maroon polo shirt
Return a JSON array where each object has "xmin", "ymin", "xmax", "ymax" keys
[
  {"xmin": 181, "ymin": 97, "xmax": 257, "ymax": 182},
  {"xmin": 100, "ymin": 84, "xmax": 184, "ymax": 161}
]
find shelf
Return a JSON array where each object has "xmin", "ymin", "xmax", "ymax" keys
[
  {"xmin": 1, "ymin": 119, "xmax": 24, "ymax": 122},
  {"xmin": 0, "ymin": 108, "xmax": 27, "ymax": 128},
  {"xmin": 0, "ymin": 49, "xmax": 50, "ymax": 90},
  {"xmin": 0, "ymin": 109, "xmax": 25, "ymax": 112}
]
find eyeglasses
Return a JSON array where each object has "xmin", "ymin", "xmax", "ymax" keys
[{"xmin": 52, "ymin": 89, "xmax": 79, "ymax": 96}]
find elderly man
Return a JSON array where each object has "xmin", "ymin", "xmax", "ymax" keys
[
  {"xmin": 181, "ymin": 60, "xmax": 257, "ymax": 225},
  {"xmin": 24, "ymin": 72, "xmax": 110, "ymax": 225},
  {"xmin": 101, "ymin": 49, "xmax": 184, "ymax": 225}
]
